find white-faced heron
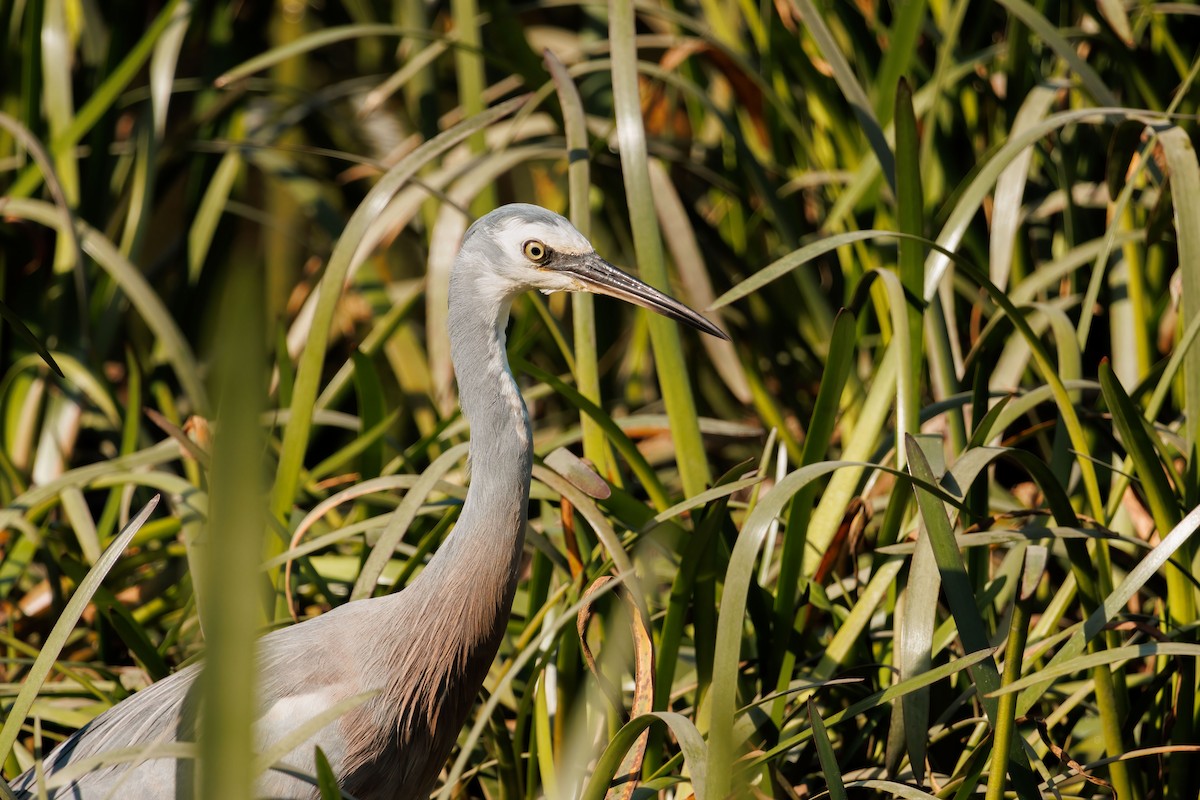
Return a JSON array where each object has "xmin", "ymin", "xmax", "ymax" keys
[{"xmin": 11, "ymin": 203, "xmax": 726, "ymax": 798}]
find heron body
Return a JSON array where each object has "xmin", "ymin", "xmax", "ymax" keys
[{"xmin": 12, "ymin": 204, "xmax": 724, "ymax": 799}]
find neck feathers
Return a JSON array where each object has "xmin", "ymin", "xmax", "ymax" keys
[
  {"xmin": 447, "ymin": 283, "xmax": 533, "ymax": 497},
  {"xmin": 430, "ymin": 271, "xmax": 532, "ymax": 606}
]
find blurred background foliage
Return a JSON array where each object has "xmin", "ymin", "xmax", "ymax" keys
[{"xmin": 2, "ymin": 0, "xmax": 1200, "ymax": 797}]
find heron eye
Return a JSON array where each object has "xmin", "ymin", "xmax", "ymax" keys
[{"xmin": 523, "ymin": 240, "xmax": 548, "ymax": 262}]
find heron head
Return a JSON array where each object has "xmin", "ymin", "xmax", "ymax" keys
[{"xmin": 460, "ymin": 203, "xmax": 727, "ymax": 340}]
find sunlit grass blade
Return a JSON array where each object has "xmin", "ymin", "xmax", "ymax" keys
[
  {"xmin": 41, "ymin": 0, "xmax": 80, "ymax": 232},
  {"xmin": 188, "ymin": 144, "xmax": 243, "ymax": 284},
  {"xmin": 988, "ymin": 88, "xmax": 1056, "ymax": 290},
  {"xmin": 998, "ymin": 643, "xmax": 1200, "ymax": 696},
  {"xmin": 545, "ymin": 49, "xmax": 610, "ymax": 478},
  {"xmin": 579, "ymin": 712, "xmax": 707, "ymax": 800},
  {"xmin": 214, "ymin": 24, "xmax": 409, "ymax": 87},
  {"xmin": 1160, "ymin": 126, "xmax": 1200, "ymax": 457},
  {"xmin": 1016, "ymin": 503, "xmax": 1200, "ymax": 708}
]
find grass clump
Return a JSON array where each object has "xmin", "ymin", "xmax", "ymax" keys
[{"xmin": 2, "ymin": 0, "xmax": 1200, "ymax": 798}]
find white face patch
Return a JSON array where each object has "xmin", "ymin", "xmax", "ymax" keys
[
  {"xmin": 461, "ymin": 206, "xmax": 602, "ymax": 296},
  {"xmin": 481, "ymin": 214, "xmax": 596, "ymax": 294},
  {"xmin": 491, "ymin": 218, "xmax": 592, "ymax": 264}
]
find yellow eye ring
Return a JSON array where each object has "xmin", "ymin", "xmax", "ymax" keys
[{"xmin": 523, "ymin": 240, "xmax": 548, "ymax": 262}]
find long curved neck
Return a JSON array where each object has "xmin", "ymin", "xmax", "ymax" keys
[
  {"xmin": 423, "ymin": 278, "xmax": 532, "ymax": 601},
  {"xmin": 452, "ymin": 296, "xmax": 533, "ymax": 497},
  {"xmin": 354, "ymin": 278, "xmax": 534, "ymax": 786}
]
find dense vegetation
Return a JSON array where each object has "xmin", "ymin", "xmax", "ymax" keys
[{"xmin": 2, "ymin": 0, "xmax": 1199, "ymax": 797}]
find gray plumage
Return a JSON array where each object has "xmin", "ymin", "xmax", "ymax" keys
[{"xmin": 11, "ymin": 204, "xmax": 725, "ymax": 799}]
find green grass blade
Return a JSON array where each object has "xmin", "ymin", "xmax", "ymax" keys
[
  {"xmin": 349, "ymin": 350, "xmax": 387, "ymax": 481},
  {"xmin": 1100, "ymin": 361, "xmax": 1183, "ymax": 533},
  {"xmin": 874, "ymin": 5, "xmax": 926, "ymax": 125},
  {"xmin": 808, "ymin": 699, "xmax": 848, "ymax": 800},
  {"xmin": 578, "ymin": 712, "xmax": 707, "ymax": 800},
  {"xmin": 198, "ymin": 259, "xmax": 268, "ymax": 797},
  {"xmin": 52, "ymin": 554, "xmax": 170, "ymax": 680},
  {"xmin": 649, "ymin": 160, "xmax": 750, "ymax": 403},
  {"xmin": 313, "ymin": 747, "xmax": 341, "ymax": 800},
  {"xmin": 516, "ymin": 359, "xmax": 670, "ymax": 511},
  {"xmin": 904, "ymin": 436, "xmax": 1038, "ymax": 793},
  {"xmin": 770, "ymin": 310, "xmax": 856, "ymax": 677},
  {"xmin": 0, "ymin": 300, "xmax": 63, "ymax": 379},
  {"xmin": 894, "ymin": 78, "xmax": 925, "ymax": 455},
  {"xmin": 994, "ymin": 0, "xmax": 1119, "ymax": 105},
  {"xmin": 188, "ymin": 146, "xmax": 243, "ymax": 284},
  {"xmin": 649, "ymin": 475, "xmax": 761, "ymax": 526},
  {"xmin": 609, "ymin": 0, "xmax": 710, "ymax": 497},
  {"xmin": 545, "ymin": 49, "xmax": 609, "ymax": 477}
]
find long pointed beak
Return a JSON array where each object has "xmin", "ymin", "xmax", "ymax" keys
[{"xmin": 560, "ymin": 253, "xmax": 729, "ymax": 340}]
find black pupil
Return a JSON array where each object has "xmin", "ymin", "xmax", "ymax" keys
[{"xmin": 530, "ymin": 245, "xmax": 542, "ymax": 257}]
